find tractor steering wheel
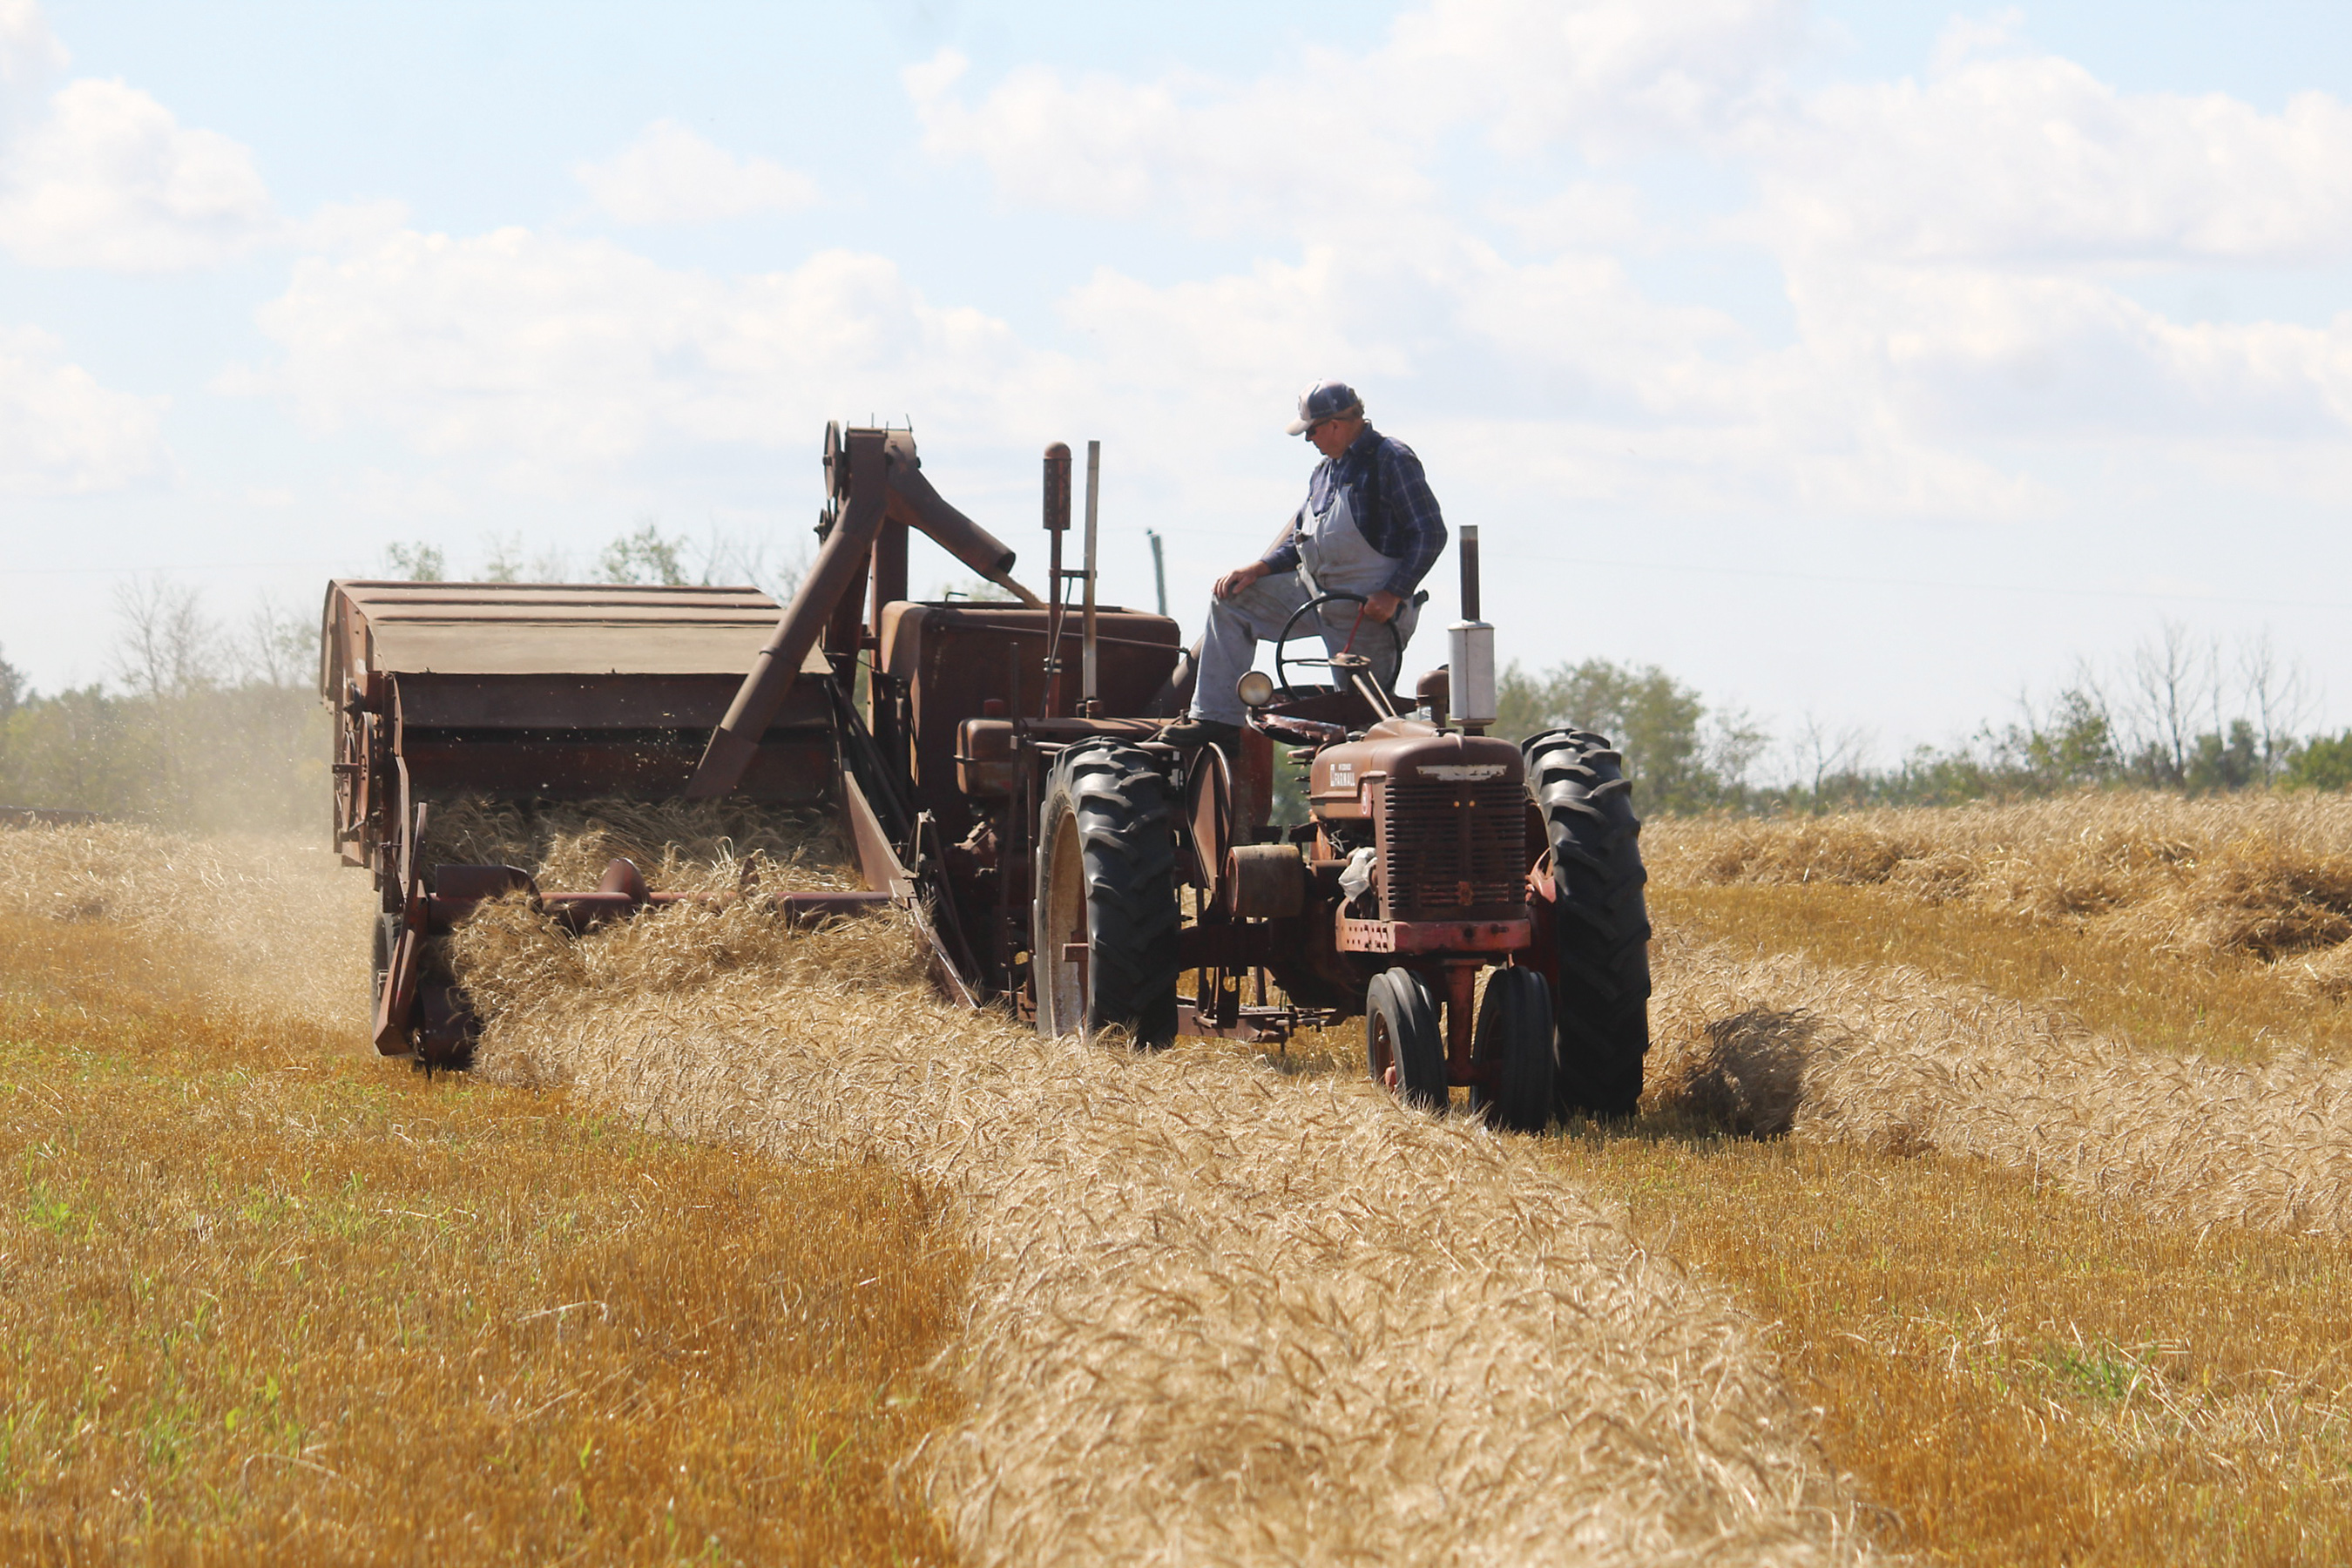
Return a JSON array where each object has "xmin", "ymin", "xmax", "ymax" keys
[{"xmin": 1272, "ymin": 591, "xmax": 1406, "ymax": 704}]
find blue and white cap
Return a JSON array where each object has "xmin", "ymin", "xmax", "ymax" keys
[{"xmin": 1285, "ymin": 379, "xmax": 1364, "ymax": 436}]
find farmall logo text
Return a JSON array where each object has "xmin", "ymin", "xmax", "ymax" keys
[{"xmin": 1417, "ymin": 764, "xmax": 1507, "ymax": 782}]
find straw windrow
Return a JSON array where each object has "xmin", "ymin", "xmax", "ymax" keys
[
  {"xmin": 1648, "ymin": 924, "xmax": 2352, "ymax": 1234},
  {"xmin": 453, "ymin": 901, "xmax": 1875, "ymax": 1566},
  {"xmin": 1653, "ymin": 792, "xmax": 2352, "ymax": 963}
]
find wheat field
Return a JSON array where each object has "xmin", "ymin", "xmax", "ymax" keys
[{"xmin": 24, "ymin": 788, "xmax": 2352, "ymax": 1561}]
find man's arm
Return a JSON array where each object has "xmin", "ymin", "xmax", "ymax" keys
[
  {"xmin": 1375, "ymin": 443, "xmax": 1446, "ymax": 598},
  {"xmin": 1260, "ymin": 505, "xmax": 1303, "ymax": 575}
]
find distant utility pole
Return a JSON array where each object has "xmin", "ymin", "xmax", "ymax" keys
[{"xmin": 1146, "ymin": 530, "xmax": 1167, "ymax": 617}]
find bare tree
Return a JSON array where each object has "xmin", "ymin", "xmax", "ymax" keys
[
  {"xmin": 236, "ymin": 595, "xmax": 316, "ymax": 689},
  {"xmin": 1707, "ymin": 704, "xmax": 1773, "ymax": 796},
  {"xmin": 2120, "ymin": 619, "xmax": 2214, "ymax": 786},
  {"xmin": 1790, "ymin": 711, "xmax": 1871, "ymax": 802},
  {"xmin": 2240, "ymin": 631, "xmax": 2314, "ymax": 783},
  {"xmin": 112, "ymin": 577, "xmax": 223, "ymax": 699},
  {"xmin": 695, "ymin": 526, "xmax": 808, "ymax": 601}
]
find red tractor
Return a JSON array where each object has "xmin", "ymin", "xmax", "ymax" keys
[{"xmin": 343, "ymin": 424, "xmax": 1652, "ymax": 1125}]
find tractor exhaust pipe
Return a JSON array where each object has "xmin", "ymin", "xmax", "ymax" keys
[
  {"xmin": 1450, "ymin": 524, "xmax": 1496, "ymax": 735},
  {"xmin": 1081, "ymin": 439, "xmax": 1101, "ymax": 714}
]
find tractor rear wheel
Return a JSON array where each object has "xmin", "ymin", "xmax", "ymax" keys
[
  {"xmin": 1470, "ymin": 965, "xmax": 1556, "ymax": 1132},
  {"xmin": 1366, "ymin": 968, "xmax": 1447, "ymax": 1111},
  {"xmin": 1032, "ymin": 741, "xmax": 1180, "ymax": 1046},
  {"xmin": 1526, "ymin": 728, "xmax": 1652, "ymax": 1119}
]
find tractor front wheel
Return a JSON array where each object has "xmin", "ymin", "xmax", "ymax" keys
[
  {"xmin": 1366, "ymin": 968, "xmax": 1447, "ymax": 1111},
  {"xmin": 1032, "ymin": 741, "xmax": 1180, "ymax": 1046},
  {"xmin": 1470, "ymin": 965, "xmax": 1556, "ymax": 1132}
]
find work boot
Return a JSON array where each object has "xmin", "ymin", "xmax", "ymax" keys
[{"xmin": 1156, "ymin": 715, "xmax": 1240, "ymax": 749}]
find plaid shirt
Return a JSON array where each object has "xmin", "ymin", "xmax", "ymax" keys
[{"xmin": 1260, "ymin": 425, "xmax": 1447, "ymax": 598}]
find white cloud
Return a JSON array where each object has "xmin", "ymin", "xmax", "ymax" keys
[
  {"xmin": 0, "ymin": 0, "xmax": 66, "ymax": 105},
  {"xmin": 908, "ymin": 49, "xmax": 1436, "ymax": 238},
  {"xmin": 1747, "ymin": 41, "xmax": 2352, "ymax": 264},
  {"xmin": 574, "ymin": 120, "xmax": 818, "ymax": 226},
  {"xmin": 0, "ymin": 323, "xmax": 165, "ymax": 494},
  {"xmin": 907, "ymin": 2, "xmax": 1800, "ymax": 238},
  {"xmin": 235, "ymin": 224, "xmax": 1060, "ymax": 481},
  {"xmin": 0, "ymin": 76, "xmax": 277, "ymax": 269}
]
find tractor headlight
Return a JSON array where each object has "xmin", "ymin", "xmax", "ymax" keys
[{"xmin": 1236, "ymin": 671, "xmax": 1275, "ymax": 708}]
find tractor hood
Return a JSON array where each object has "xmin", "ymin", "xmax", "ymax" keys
[{"xmin": 1308, "ymin": 719, "xmax": 1524, "ymax": 819}]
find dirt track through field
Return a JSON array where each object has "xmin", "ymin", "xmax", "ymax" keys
[
  {"xmin": 457, "ymin": 902, "xmax": 1870, "ymax": 1567},
  {"xmin": 1649, "ymin": 925, "xmax": 2352, "ymax": 1235}
]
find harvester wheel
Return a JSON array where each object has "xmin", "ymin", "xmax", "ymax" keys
[
  {"xmin": 370, "ymin": 911, "xmax": 401, "ymax": 1017},
  {"xmin": 1033, "ymin": 741, "xmax": 1180, "ymax": 1046},
  {"xmin": 1366, "ymin": 968, "xmax": 1446, "ymax": 1112},
  {"xmin": 1526, "ymin": 728, "xmax": 1652, "ymax": 1119},
  {"xmin": 1470, "ymin": 965, "xmax": 1556, "ymax": 1132}
]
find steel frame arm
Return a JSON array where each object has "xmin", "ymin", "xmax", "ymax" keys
[{"xmin": 685, "ymin": 429, "xmax": 893, "ymax": 798}]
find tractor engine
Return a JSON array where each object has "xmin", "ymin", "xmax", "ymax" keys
[{"xmin": 1305, "ymin": 720, "xmax": 1529, "ymax": 925}]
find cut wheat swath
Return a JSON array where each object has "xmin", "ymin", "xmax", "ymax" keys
[
  {"xmin": 453, "ymin": 896, "xmax": 1876, "ymax": 1566},
  {"xmin": 1652, "ymin": 791, "xmax": 2352, "ymax": 974},
  {"xmin": 1645, "ymin": 922, "xmax": 2352, "ymax": 1235}
]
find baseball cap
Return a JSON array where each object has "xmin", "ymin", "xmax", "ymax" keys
[{"xmin": 1285, "ymin": 380, "xmax": 1364, "ymax": 436}]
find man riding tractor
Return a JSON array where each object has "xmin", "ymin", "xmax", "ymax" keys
[{"xmin": 1158, "ymin": 380, "xmax": 1448, "ymax": 747}]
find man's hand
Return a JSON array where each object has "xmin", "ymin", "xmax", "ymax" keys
[
  {"xmin": 1360, "ymin": 588, "xmax": 1402, "ymax": 623},
  {"xmin": 1214, "ymin": 561, "xmax": 1273, "ymax": 599}
]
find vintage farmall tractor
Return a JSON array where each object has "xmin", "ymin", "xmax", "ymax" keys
[{"xmin": 334, "ymin": 423, "xmax": 1652, "ymax": 1125}]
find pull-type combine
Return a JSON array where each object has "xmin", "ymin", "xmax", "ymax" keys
[{"xmin": 325, "ymin": 424, "xmax": 1651, "ymax": 1127}]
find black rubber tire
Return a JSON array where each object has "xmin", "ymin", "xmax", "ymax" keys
[
  {"xmin": 370, "ymin": 910, "xmax": 401, "ymax": 1017},
  {"xmin": 1033, "ymin": 741, "xmax": 1180, "ymax": 1047},
  {"xmin": 1365, "ymin": 968, "xmax": 1447, "ymax": 1112},
  {"xmin": 1470, "ymin": 966, "xmax": 1556, "ymax": 1133},
  {"xmin": 1525, "ymin": 728, "xmax": 1652, "ymax": 1118}
]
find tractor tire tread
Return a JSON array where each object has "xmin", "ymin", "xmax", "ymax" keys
[
  {"xmin": 1053, "ymin": 741, "xmax": 1181, "ymax": 1046},
  {"xmin": 1525, "ymin": 727, "xmax": 1652, "ymax": 1119}
]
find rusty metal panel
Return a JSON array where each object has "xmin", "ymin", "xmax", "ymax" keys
[
  {"xmin": 878, "ymin": 601, "xmax": 1181, "ymax": 833},
  {"xmin": 325, "ymin": 579, "xmax": 828, "ymax": 679},
  {"xmin": 400, "ymin": 735, "xmax": 834, "ymax": 803},
  {"xmin": 1335, "ymin": 916, "xmax": 1531, "ymax": 954},
  {"xmin": 391, "ymin": 672, "xmax": 828, "ymax": 732}
]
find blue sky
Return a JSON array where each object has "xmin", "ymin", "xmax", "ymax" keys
[{"xmin": 6, "ymin": 0, "xmax": 2352, "ymax": 768}]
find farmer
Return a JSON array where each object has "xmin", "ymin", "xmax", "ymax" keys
[{"xmin": 1158, "ymin": 380, "xmax": 1448, "ymax": 748}]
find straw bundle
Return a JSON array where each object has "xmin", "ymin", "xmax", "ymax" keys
[
  {"xmin": 1652, "ymin": 793, "xmax": 2352, "ymax": 963},
  {"xmin": 1650, "ymin": 926, "xmax": 2352, "ymax": 1235},
  {"xmin": 453, "ymin": 903, "xmax": 1875, "ymax": 1566},
  {"xmin": 416, "ymin": 795, "xmax": 855, "ymax": 896}
]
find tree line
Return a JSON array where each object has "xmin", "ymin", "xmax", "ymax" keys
[
  {"xmin": 9, "ymin": 551, "xmax": 2352, "ymax": 828},
  {"xmin": 1497, "ymin": 622, "xmax": 2352, "ymax": 814},
  {"xmin": 0, "ymin": 524, "xmax": 790, "ymax": 833}
]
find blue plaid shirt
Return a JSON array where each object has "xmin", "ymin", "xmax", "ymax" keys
[{"xmin": 1260, "ymin": 425, "xmax": 1447, "ymax": 598}]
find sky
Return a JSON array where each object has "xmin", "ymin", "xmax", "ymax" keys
[{"xmin": 4, "ymin": 0, "xmax": 2352, "ymax": 767}]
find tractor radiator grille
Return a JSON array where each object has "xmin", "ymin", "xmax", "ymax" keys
[{"xmin": 1380, "ymin": 777, "xmax": 1527, "ymax": 918}]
